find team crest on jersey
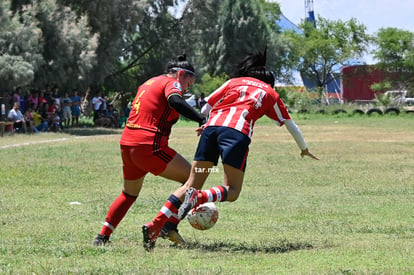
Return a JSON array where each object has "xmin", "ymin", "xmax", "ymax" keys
[{"xmin": 173, "ymin": 82, "xmax": 182, "ymax": 91}]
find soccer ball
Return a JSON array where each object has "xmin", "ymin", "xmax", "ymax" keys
[{"xmin": 187, "ymin": 202, "xmax": 218, "ymax": 230}]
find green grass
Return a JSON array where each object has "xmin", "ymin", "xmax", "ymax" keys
[{"xmin": 1, "ymin": 114, "xmax": 413, "ymax": 274}]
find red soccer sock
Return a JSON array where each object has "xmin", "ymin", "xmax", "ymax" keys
[
  {"xmin": 152, "ymin": 194, "xmax": 181, "ymax": 234},
  {"xmin": 197, "ymin": 185, "xmax": 228, "ymax": 205},
  {"xmin": 100, "ymin": 192, "xmax": 137, "ymax": 236}
]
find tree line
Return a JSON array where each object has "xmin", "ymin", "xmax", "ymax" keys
[{"xmin": 1, "ymin": 0, "xmax": 413, "ymax": 98}]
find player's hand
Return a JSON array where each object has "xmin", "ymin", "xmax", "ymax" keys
[
  {"xmin": 301, "ymin": 148, "xmax": 320, "ymax": 160},
  {"xmin": 195, "ymin": 125, "xmax": 205, "ymax": 136}
]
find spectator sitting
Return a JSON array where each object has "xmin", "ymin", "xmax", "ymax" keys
[
  {"xmin": 48, "ymin": 100, "xmax": 59, "ymax": 114},
  {"xmin": 24, "ymin": 104, "xmax": 39, "ymax": 133},
  {"xmin": 39, "ymin": 103, "xmax": 51, "ymax": 132},
  {"xmin": 7, "ymin": 102, "xmax": 27, "ymax": 133},
  {"xmin": 33, "ymin": 103, "xmax": 48, "ymax": 132},
  {"xmin": 50, "ymin": 111, "xmax": 62, "ymax": 132},
  {"xmin": 93, "ymin": 104, "xmax": 111, "ymax": 127},
  {"xmin": 118, "ymin": 110, "xmax": 127, "ymax": 128},
  {"xmin": 105, "ymin": 104, "xmax": 120, "ymax": 128}
]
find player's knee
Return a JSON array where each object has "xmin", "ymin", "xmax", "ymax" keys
[
  {"xmin": 226, "ymin": 196, "xmax": 239, "ymax": 202},
  {"xmin": 226, "ymin": 188, "xmax": 241, "ymax": 202}
]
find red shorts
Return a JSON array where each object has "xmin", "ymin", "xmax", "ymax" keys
[{"xmin": 120, "ymin": 144, "xmax": 177, "ymax": 180}]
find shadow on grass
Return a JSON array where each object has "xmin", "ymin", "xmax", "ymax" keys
[
  {"xmin": 179, "ymin": 239, "xmax": 320, "ymax": 254},
  {"xmin": 64, "ymin": 127, "xmax": 123, "ymax": 136}
]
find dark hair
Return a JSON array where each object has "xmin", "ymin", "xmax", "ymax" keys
[
  {"xmin": 166, "ymin": 54, "xmax": 195, "ymax": 76},
  {"xmin": 231, "ymin": 47, "xmax": 275, "ymax": 86}
]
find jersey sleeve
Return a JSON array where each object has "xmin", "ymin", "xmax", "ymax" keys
[
  {"xmin": 265, "ymin": 92, "xmax": 291, "ymax": 126},
  {"xmin": 165, "ymin": 80, "xmax": 183, "ymax": 100},
  {"xmin": 206, "ymin": 80, "xmax": 231, "ymax": 107}
]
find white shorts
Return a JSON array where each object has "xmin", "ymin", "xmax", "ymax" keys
[{"xmin": 62, "ymin": 108, "xmax": 72, "ymax": 120}]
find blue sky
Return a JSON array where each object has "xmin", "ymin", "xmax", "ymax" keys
[{"xmin": 276, "ymin": 0, "xmax": 414, "ymax": 64}]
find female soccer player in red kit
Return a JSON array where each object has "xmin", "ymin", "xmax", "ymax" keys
[
  {"xmin": 93, "ymin": 55, "xmax": 205, "ymax": 246},
  {"xmin": 142, "ymin": 49, "xmax": 319, "ymax": 250}
]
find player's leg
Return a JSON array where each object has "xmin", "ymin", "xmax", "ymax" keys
[
  {"xmin": 143, "ymin": 128, "xmax": 220, "ymax": 250},
  {"xmin": 177, "ymin": 164, "xmax": 243, "ymax": 222},
  {"xmin": 142, "ymin": 153, "xmax": 194, "ymax": 249},
  {"xmin": 63, "ymin": 111, "xmax": 67, "ymax": 128},
  {"xmin": 158, "ymin": 152, "xmax": 190, "ymax": 183},
  {"xmin": 93, "ymin": 146, "xmax": 146, "ymax": 246},
  {"xmin": 178, "ymin": 127, "xmax": 248, "ymax": 218},
  {"xmin": 94, "ymin": 178, "xmax": 144, "ymax": 246},
  {"xmin": 219, "ymin": 163, "xmax": 244, "ymax": 201},
  {"xmin": 201, "ymin": 127, "xmax": 248, "ymax": 203},
  {"xmin": 146, "ymin": 142, "xmax": 217, "ymax": 231},
  {"xmin": 67, "ymin": 111, "xmax": 71, "ymax": 128},
  {"xmin": 176, "ymin": 160, "xmax": 215, "ymax": 219}
]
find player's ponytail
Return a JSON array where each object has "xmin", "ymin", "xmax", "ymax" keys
[{"xmin": 231, "ymin": 47, "xmax": 275, "ymax": 86}]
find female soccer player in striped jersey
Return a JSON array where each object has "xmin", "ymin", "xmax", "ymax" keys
[
  {"xmin": 93, "ymin": 55, "xmax": 205, "ymax": 246},
  {"xmin": 142, "ymin": 49, "xmax": 319, "ymax": 251}
]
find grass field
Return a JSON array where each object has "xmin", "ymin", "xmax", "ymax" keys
[{"xmin": 1, "ymin": 114, "xmax": 413, "ymax": 274}]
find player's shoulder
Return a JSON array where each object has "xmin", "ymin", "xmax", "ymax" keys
[
  {"xmin": 142, "ymin": 75, "xmax": 165, "ymax": 86},
  {"xmin": 164, "ymin": 77, "xmax": 183, "ymax": 94},
  {"xmin": 232, "ymin": 77, "xmax": 272, "ymax": 89}
]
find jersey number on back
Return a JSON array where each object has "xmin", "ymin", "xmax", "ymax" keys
[
  {"xmin": 133, "ymin": 90, "xmax": 147, "ymax": 114},
  {"xmin": 237, "ymin": 86, "xmax": 266, "ymax": 109}
]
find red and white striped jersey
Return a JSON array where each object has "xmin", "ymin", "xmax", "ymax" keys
[{"xmin": 203, "ymin": 77, "xmax": 291, "ymax": 139}]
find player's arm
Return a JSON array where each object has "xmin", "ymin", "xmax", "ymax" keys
[
  {"xmin": 168, "ymin": 94, "xmax": 205, "ymax": 126},
  {"xmin": 284, "ymin": 119, "xmax": 319, "ymax": 160},
  {"xmin": 200, "ymin": 103, "xmax": 212, "ymax": 117}
]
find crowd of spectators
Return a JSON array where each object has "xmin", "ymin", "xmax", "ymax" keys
[{"xmin": 1, "ymin": 85, "xmax": 130, "ymax": 134}]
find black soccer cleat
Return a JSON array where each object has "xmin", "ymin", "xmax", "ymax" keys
[
  {"xmin": 142, "ymin": 223, "xmax": 158, "ymax": 251},
  {"xmin": 93, "ymin": 234, "xmax": 110, "ymax": 246}
]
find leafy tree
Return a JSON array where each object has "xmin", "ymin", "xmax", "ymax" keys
[
  {"xmin": 1, "ymin": 0, "xmax": 98, "ymax": 91},
  {"xmin": 181, "ymin": 0, "xmax": 292, "ymax": 84},
  {"xmin": 213, "ymin": 0, "xmax": 281, "ymax": 75},
  {"xmin": 0, "ymin": 0, "xmax": 43, "ymax": 90},
  {"xmin": 192, "ymin": 73, "xmax": 228, "ymax": 98},
  {"xmin": 111, "ymin": 0, "xmax": 187, "ymax": 89},
  {"xmin": 259, "ymin": 0, "xmax": 296, "ymax": 84},
  {"xmin": 59, "ymin": 0, "xmax": 186, "ymax": 92},
  {"xmin": 371, "ymin": 27, "xmax": 414, "ymax": 96},
  {"xmin": 33, "ymin": 0, "xmax": 98, "ymax": 91},
  {"xmin": 284, "ymin": 16, "xmax": 371, "ymax": 90},
  {"xmin": 179, "ymin": 0, "xmax": 222, "ymax": 76}
]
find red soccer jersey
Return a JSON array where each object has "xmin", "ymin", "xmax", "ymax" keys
[
  {"xmin": 120, "ymin": 75, "xmax": 183, "ymax": 146},
  {"xmin": 205, "ymin": 77, "xmax": 291, "ymax": 139}
]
